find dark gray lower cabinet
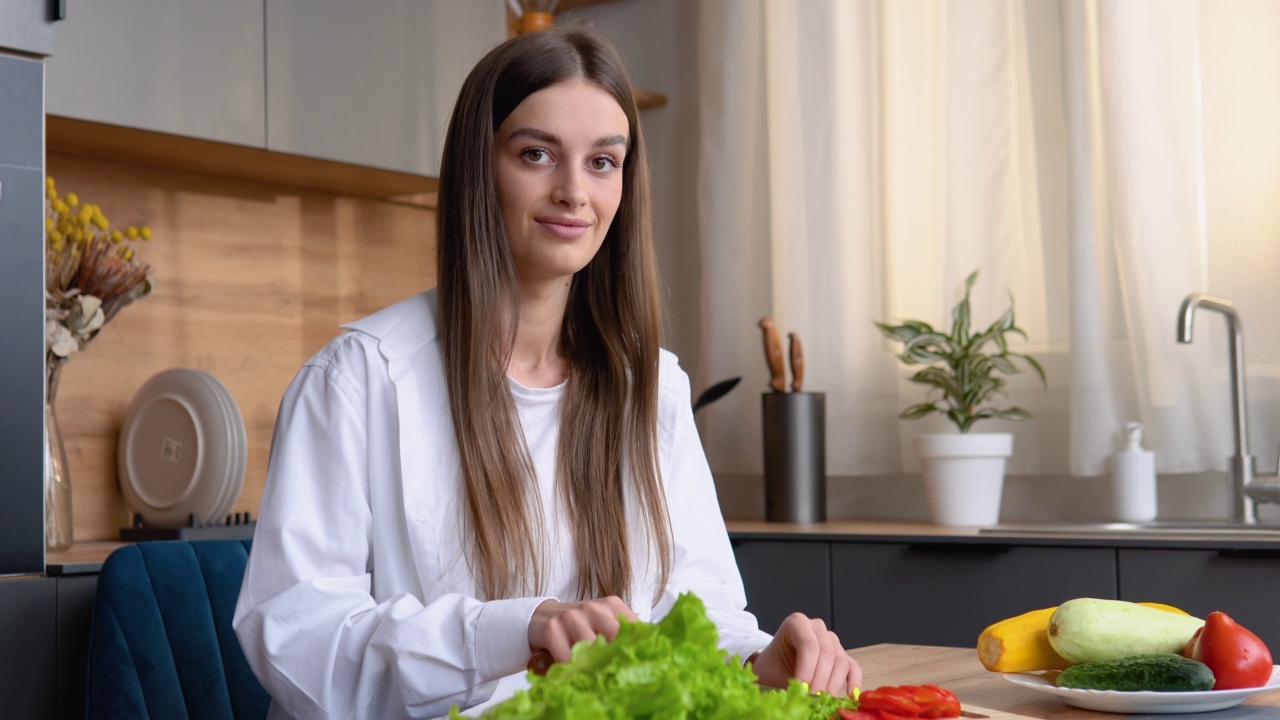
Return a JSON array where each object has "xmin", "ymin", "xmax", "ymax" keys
[
  {"xmin": 732, "ymin": 540, "xmax": 831, "ymax": 634},
  {"xmin": 830, "ymin": 542, "xmax": 1117, "ymax": 648},
  {"xmin": 0, "ymin": 576, "xmax": 56, "ymax": 720},
  {"xmin": 56, "ymin": 575, "xmax": 97, "ymax": 720},
  {"xmin": 1118, "ymin": 547, "xmax": 1280, "ymax": 650}
]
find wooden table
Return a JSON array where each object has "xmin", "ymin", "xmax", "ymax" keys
[{"xmin": 853, "ymin": 645, "xmax": 1280, "ymax": 719}]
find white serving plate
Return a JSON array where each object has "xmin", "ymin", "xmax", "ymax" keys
[
  {"xmin": 118, "ymin": 368, "xmax": 246, "ymax": 527},
  {"xmin": 1003, "ymin": 666, "xmax": 1280, "ymax": 714}
]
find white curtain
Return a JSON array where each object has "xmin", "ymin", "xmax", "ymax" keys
[{"xmin": 694, "ymin": 0, "xmax": 1280, "ymax": 478}]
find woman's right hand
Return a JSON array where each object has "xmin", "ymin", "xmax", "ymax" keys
[{"xmin": 528, "ymin": 596, "xmax": 638, "ymax": 663}]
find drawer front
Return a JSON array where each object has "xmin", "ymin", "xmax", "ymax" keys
[
  {"xmin": 732, "ymin": 540, "xmax": 831, "ymax": 634},
  {"xmin": 1119, "ymin": 547, "xmax": 1280, "ymax": 649},
  {"xmin": 832, "ymin": 542, "xmax": 1117, "ymax": 648}
]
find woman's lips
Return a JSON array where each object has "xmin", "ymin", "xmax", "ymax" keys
[{"xmin": 536, "ymin": 217, "xmax": 590, "ymax": 240}]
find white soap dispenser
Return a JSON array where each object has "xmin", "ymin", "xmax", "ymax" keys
[{"xmin": 1110, "ymin": 421, "xmax": 1157, "ymax": 522}]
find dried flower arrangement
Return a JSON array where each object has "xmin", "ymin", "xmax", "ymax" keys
[{"xmin": 44, "ymin": 176, "xmax": 155, "ymax": 376}]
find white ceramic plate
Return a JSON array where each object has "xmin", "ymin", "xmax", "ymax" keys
[
  {"xmin": 118, "ymin": 368, "xmax": 246, "ymax": 527},
  {"xmin": 1003, "ymin": 666, "xmax": 1280, "ymax": 714}
]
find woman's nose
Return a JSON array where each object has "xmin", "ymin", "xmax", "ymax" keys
[{"xmin": 551, "ymin": 167, "xmax": 588, "ymax": 208}]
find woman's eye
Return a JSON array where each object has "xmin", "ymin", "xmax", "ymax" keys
[
  {"xmin": 590, "ymin": 155, "xmax": 621, "ymax": 172},
  {"xmin": 522, "ymin": 148, "xmax": 552, "ymax": 164}
]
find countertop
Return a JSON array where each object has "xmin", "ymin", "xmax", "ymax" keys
[
  {"xmin": 725, "ymin": 520, "xmax": 1280, "ymax": 550},
  {"xmin": 44, "ymin": 519, "xmax": 1280, "ymax": 576},
  {"xmin": 854, "ymin": 644, "xmax": 1280, "ymax": 719}
]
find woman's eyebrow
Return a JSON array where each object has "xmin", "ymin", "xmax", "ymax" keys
[
  {"xmin": 508, "ymin": 127, "xmax": 560, "ymax": 145},
  {"xmin": 595, "ymin": 134, "xmax": 628, "ymax": 149},
  {"xmin": 507, "ymin": 127, "xmax": 628, "ymax": 149}
]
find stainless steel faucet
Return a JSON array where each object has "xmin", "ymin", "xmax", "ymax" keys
[{"xmin": 1177, "ymin": 293, "xmax": 1280, "ymax": 523}]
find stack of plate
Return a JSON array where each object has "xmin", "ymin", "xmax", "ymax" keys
[{"xmin": 117, "ymin": 368, "xmax": 247, "ymax": 528}]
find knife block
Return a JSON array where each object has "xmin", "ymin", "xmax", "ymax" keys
[{"xmin": 762, "ymin": 392, "xmax": 826, "ymax": 523}]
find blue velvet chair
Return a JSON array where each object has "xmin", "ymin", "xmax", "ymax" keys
[{"xmin": 85, "ymin": 539, "xmax": 271, "ymax": 720}]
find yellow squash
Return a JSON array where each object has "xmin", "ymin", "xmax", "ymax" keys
[{"xmin": 976, "ymin": 601, "xmax": 1189, "ymax": 673}]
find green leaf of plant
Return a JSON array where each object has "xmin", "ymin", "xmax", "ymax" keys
[
  {"xmin": 874, "ymin": 321, "xmax": 920, "ymax": 343},
  {"xmin": 989, "ymin": 354, "xmax": 1017, "ymax": 375},
  {"xmin": 1012, "ymin": 352, "xmax": 1048, "ymax": 387},
  {"xmin": 903, "ymin": 332, "xmax": 950, "ymax": 363},
  {"xmin": 911, "ymin": 367, "xmax": 959, "ymax": 396},
  {"xmin": 986, "ymin": 407, "xmax": 1032, "ymax": 421},
  {"xmin": 902, "ymin": 320, "xmax": 935, "ymax": 334},
  {"xmin": 899, "ymin": 403, "xmax": 938, "ymax": 420},
  {"xmin": 947, "ymin": 408, "xmax": 972, "ymax": 433}
]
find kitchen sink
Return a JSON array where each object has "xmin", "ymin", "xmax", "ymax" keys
[{"xmin": 979, "ymin": 521, "xmax": 1280, "ymax": 537}]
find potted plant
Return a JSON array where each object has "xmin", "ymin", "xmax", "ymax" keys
[{"xmin": 874, "ymin": 270, "xmax": 1045, "ymax": 526}]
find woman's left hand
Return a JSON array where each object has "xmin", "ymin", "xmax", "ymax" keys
[{"xmin": 750, "ymin": 613, "xmax": 862, "ymax": 696}]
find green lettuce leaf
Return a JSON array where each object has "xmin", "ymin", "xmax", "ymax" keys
[{"xmin": 452, "ymin": 592, "xmax": 856, "ymax": 720}]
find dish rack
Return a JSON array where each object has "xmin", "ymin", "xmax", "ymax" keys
[{"xmin": 120, "ymin": 511, "xmax": 256, "ymax": 542}]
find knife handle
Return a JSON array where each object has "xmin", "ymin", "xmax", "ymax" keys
[
  {"xmin": 528, "ymin": 650, "xmax": 554, "ymax": 676},
  {"xmin": 788, "ymin": 332, "xmax": 805, "ymax": 392},
  {"xmin": 759, "ymin": 318, "xmax": 787, "ymax": 393}
]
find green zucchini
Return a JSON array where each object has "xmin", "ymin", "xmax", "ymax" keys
[{"xmin": 1056, "ymin": 654, "xmax": 1215, "ymax": 692}]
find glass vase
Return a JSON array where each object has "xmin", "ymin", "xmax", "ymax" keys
[{"xmin": 45, "ymin": 359, "xmax": 74, "ymax": 552}]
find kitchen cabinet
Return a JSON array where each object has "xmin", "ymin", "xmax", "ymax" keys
[
  {"xmin": 0, "ymin": 576, "xmax": 57, "ymax": 720},
  {"xmin": 1118, "ymin": 547, "xmax": 1280, "ymax": 650},
  {"xmin": 266, "ymin": 0, "xmax": 503, "ymax": 176},
  {"xmin": 0, "ymin": 0, "xmax": 55, "ymax": 56},
  {"xmin": 55, "ymin": 575, "xmax": 97, "ymax": 720},
  {"xmin": 731, "ymin": 540, "xmax": 831, "ymax": 634},
  {"xmin": 45, "ymin": 0, "xmax": 266, "ymax": 148},
  {"xmin": 830, "ymin": 542, "xmax": 1116, "ymax": 648},
  {"xmin": 44, "ymin": 1, "xmax": 503, "ymax": 178},
  {"xmin": 0, "ymin": 52, "xmax": 48, "ymax": 578}
]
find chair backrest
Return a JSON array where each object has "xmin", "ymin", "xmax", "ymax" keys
[{"xmin": 85, "ymin": 539, "xmax": 271, "ymax": 720}]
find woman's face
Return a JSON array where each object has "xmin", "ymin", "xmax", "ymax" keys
[{"xmin": 494, "ymin": 78, "xmax": 628, "ymax": 287}]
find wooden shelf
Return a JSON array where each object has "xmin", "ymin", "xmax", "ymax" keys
[{"xmin": 46, "ymin": 115, "xmax": 439, "ymax": 202}]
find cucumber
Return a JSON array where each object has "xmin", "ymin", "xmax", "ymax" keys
[
  {"xmin": 1048, "ymin": 598, "xmax": 1204, "ymax": 663},
  {"xmin": 1056, "ymin": 654, "xmax": 1215, "ymax": 692}
]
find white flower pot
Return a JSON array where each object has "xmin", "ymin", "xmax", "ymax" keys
[{"xmin": 914, "ymin": 433, "xmax": 1013, "ymax": 527}]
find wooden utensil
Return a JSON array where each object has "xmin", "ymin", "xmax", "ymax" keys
[
  {"xmin": 759, "ymin": 317, "xmax": 787, "ymax": 393},
  {"xmin": 788, "ymin": 332, "xmax": 805, "ymax": 392}
]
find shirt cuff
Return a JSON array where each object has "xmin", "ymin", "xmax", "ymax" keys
[{"xmin": 473, "ymin": 596, "xmax": 555, "ymax": 681}]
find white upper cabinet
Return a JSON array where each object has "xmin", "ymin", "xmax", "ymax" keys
[
  {"xmin": 265, "ymin": 0, "xmax": 504, "ymax": 176},
  {"xmin": 45, "ymin": 0, "xmax": 265, "ymax": 148}
]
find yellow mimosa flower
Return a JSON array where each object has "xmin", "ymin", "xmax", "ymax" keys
[
  {"xmin": 140, "ymin": 227, "xmax": 152, "ymax": 240},
  {"xmin": 126, "ymin": 226, "xmax": 139, "ymax": 240},
  {"xmin": 92, "ymin": 213, "xmax": 108, "ymax": 230},
  {"xmin": 66, "ymin": 193, "xmax": 79, "ymax": 207},
  {"xmin": 111, "ymin": 230, "xmax": 123, "ymax": 243}
]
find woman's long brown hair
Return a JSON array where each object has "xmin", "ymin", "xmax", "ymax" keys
[{"xmin": 436, "ymin": 27, "xmax": 671, "ymax": 604}]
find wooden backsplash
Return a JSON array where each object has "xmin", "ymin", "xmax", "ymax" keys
[{"xmin": 47, "ymin": 154, "xmax": 437, "ymax": 542}]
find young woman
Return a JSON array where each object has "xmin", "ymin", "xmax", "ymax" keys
[{"xmin": 233, "ymin": 27, "xmax": 861, "ymax": 719}]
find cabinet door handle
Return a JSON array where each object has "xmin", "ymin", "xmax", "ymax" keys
[{"xmin": 1217, "ymin": 548, "xmax": 1280, "ymax": 559}]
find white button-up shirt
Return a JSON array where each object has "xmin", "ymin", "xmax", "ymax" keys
[{"xmin": 233, "ymin": 289, "xmax": 771, "ymax": 719}]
